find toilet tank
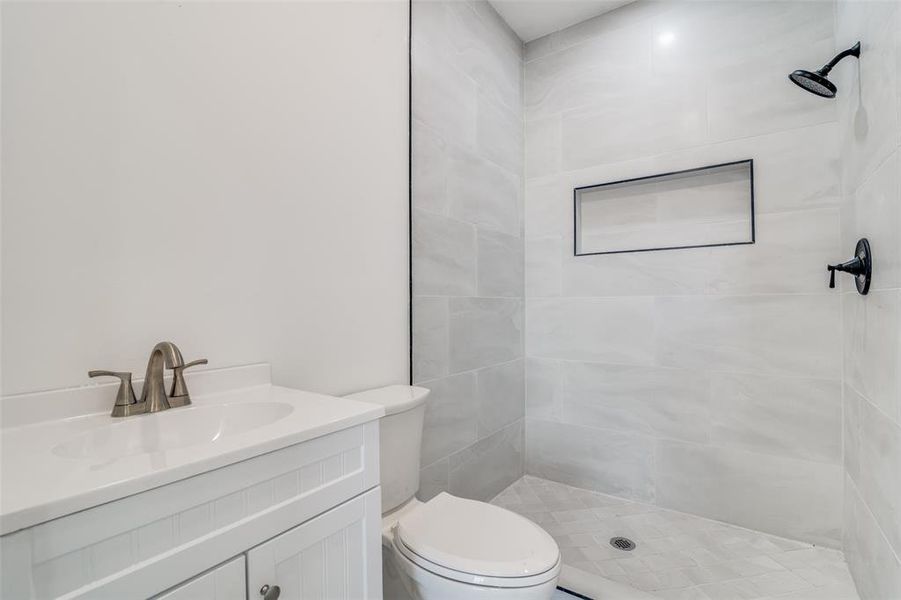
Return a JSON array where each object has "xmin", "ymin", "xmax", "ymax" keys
[{"xmin": 344, "ymin": 385, "xmax": 430, "ymax": 514}]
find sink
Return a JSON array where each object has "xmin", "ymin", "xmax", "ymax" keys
[{"xmin": 52, "ymin": 402, "xmax": 294, "ymax": 460}]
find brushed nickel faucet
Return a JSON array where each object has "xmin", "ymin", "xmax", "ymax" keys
[{"xmin": 89, "ymin": 341, "xmax": 207, "ymax": 417}]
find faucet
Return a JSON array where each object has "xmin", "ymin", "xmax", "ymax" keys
[
  {"xmin": 89, "ymin": 341, "xmax": 207, "ymax": 417},
  {"xmin": 141, "ymin": 341, "xmax": 185, "ymax": 413}
]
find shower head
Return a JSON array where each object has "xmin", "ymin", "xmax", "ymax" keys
[
  {"xmin": 788, "ymin": 41, "xmax": 860, "ymax": 98},
  {"xmin": 789, "ymin": 69, "xmax": 837, "ymax": 98}
]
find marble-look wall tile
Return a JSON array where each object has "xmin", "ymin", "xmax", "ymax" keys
[
  {"xmin": 561, "ymin": 75, "xmax": 707, "ymax": 169},
  {"xmin": 412, "ymin": 120, "xmax": 449, "ymax": 215},
  {"xmin": 412, "ymin": 296, "xmax": 448, "ymax": 384},
  {"xmin": 418, "ymin": 458, "xmax": 449, "ymax": 502},
  {"xmin": 709, "ymin": 373, "xmax": 842, "ymax": 464},
  {"xmin": 477, "ymin": 91, "xmax": 523, "ymax": 177},
  {"xmin": 525, "ymin": 117, "xmax": 561, "ymax": 180},
  {"xmin": 449, "ymin": 297, "xmax": 522, "ymax": 373},
  {"xmin": 476, "ymin": 359, "xmax": 525, "ymax": 437},
  {"xmin": 843, "ymin": 289, "xmax": 901, "ymax": 421},
  {"xmin": 844, "ymin": 478, "xmax": 901, "ymax": 600},
  {"xmin": 447, "ymin": 147, "xmax": 520, "ymax": 235},
  {"xmin": 524, "ymin": 176, "xmax": 569, "ymax": 238},
  {"xmin": 444, "ymin": 0, "xmax": 521, "ymax": 114},
  {"xmin": 857, "ymin": 397, "xmax": 901, "ymax": 558},
  {"xmin": 525, "ymin": 237, "xmax": 562, "ymax": 297},
  {"xmin": 413, "ymin": 209, "xmax": 476, "ymax": 296},
  {"xmin": 525, "ymin": 358, "xmax": 563, "ymax": 421},
  {"xmin": 842, "ymin": 151, "xmax": 901, "ymax": 290},
  {"xmin": 559, "ymin": 362, "xmax": 710, "ymax": 444},
  {"xmin": 844, "ymin": 384, "xmax": 863, "ymax": 485},
  {"xmin": 655, "ymin": 441, "xmax": 843, "ymax": 547},
  {"xmin": 834, "ymin": 1, "xmax": 900, "ymax": 194},
  {"xmin": 477, "ymin": 229, "xmax": 523, "ymax": 298},
  {"xmin": 655, "ymin": 294, "xmax": 841, "ymax": 379},
  {"xmin": 411, "ymin": 40, "xmax": 477, "ymax": 151},
  {"xmin": 527, "ymin": 297, "xmax": 655, "ymax": 364},
  {"xmin": 449, "ymin": 419, "xmax": 524, "ymax": 501},
  {"xmin": 526, "ymin": 418, "xmax": 655, "ymax": 502},
  {"xmin": 420, "ymin": 372, "xmax": 478, "ymax": 467},
  {"xmin": 706, "ymin": 39, "xmax": 837, "ymax": 143}
]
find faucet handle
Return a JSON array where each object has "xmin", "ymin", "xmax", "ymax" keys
[
  {"xmin": 168, "ymin": 358, "xmax": 208, "ymax": 407},
  {"xmin": 88, "ymin": 370, "xmax": 143, "ymax": 417}
]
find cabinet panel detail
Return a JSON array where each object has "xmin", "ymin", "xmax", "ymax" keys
[{"xmin": 247, "ymin": 488, "xmax": 382, "ymax": 600}]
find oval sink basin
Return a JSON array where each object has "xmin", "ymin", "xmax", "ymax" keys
[{"xmin": 52, "ymin": 402, "xmax": 294, "ymax": 460}]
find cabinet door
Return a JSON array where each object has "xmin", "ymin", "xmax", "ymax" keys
[
  {"xmin": 156, "ymin": 556, "xmax": 245, "ymax": 600},
  {"xmin": 247, "ymin": 488, "xmax": 381, "ymax": 600}
]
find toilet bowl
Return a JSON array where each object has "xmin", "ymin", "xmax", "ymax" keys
[{"xmin": 345, "ymin": 385, "xmax": 561, "ymax": 600}]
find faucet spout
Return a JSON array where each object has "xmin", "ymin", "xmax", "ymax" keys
[{"xmin": 141, "ymin": 341, "xmax": 185, "ymax": 413}]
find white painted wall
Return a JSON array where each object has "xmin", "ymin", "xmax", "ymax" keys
[
  {"xmin": 834, "ymin": 2, "xmax": 901, "ymax": 598},
  {"xmin": 523, "ymin": 0, "xmax": 844, "ymax": 547},
  {"xmin": 1, "ymin": 1, "xmax": 409, "ymax": 396}
]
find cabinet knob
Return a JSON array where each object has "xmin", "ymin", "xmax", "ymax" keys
[{"xmin": 259, "ymin": 584, "xmax": 281, "ymax": 600}]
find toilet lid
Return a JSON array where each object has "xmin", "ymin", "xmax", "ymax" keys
[{"xmin": 395, "ymin": 493, "xmax": 560, "ymax": 580}]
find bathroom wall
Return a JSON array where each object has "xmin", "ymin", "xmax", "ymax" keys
[
  {"xmin": 523, "ymin": 1, "xmax": 845, "ymax": 546},
  {"xmin": 1, "ymin": 2, "xmax": 409, "ymax": 397},
  {"xmin": 410, "ymin": 0, "xmax": 525, "ymax": 502},
  {"xmin": 834, "ymin": 2, "xmax": 901, "ymax": 598}
]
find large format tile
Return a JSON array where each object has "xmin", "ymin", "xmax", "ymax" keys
[
  {"xmin": 412, "ymin": 296, "xmax": 449, "ymax": 383},
  {"xmin": 449, "ymin": 419, "xmax": 524, "ymax": 502},
  {"xmin": 417, "ymin": 458, "xmax": 449, "ymax": 503},
  {"xmin": 559, "ymin": 362, "xmax": 710, "ymax": 444},
  {"xmin": 476, "ymin": 359, "xmax": 525, "ymax": 437},
  {"xmin": 842, "ymin": 151, "xmax": 901, "ymax": 290},
  {"xmin": 655, "ymin": 441, "xmax": 843, "ymax": 547},
  {"xmin": 449, "ymin": 297, "xmax": 522, "ymax": 373},
  {"xmin": 526, "ymin": 418, "xmax": 655, "ymax": 502},
  {"xmin": 525, "ymin": 237, "xmax": 562, "ymax": 297},
  {"xmin": 412, "ymin": 209, "xmax": 476, "ymax": 296},
  {"xmin": 655, "ymin": 294, "xmax": 842, "ymax": 379},
  {"xmin": 527, "ymin": 297, "xmax": 655, "ymax": 364},
  {"xmin": 476, "ymin": 90, "xmax": 523, "ymax": 177},
  {"xmin": 447, "ymin": 146, "xmax": 520, "ymax": 235},
  {"xmin": 412, "ymin": 120, "xmax": 449, "ymax": 215},
  {"xmin": 709, "ymin": 372, "xmax": 842, "ymax": 464},
  {"xmin": 525, "ymin": 358, "xmax": 563, "ymax": 421},
  {"xmin": 844, "ymin": 478, "xmax": 901, "ymax": 600},
  {"xmin": 411, "ymin": 40, "xmax": 477, "ymax": 151},
  {"xmin": 857, "ymin": 397, "xmax": 901, "ymax": 558},
  {"xmin": 843, "ymin": 289, "xmax": 901, "ymax": 421},
  {"xmin": 525, "ymin": 116, "xmax": 561, "ymax": 180},
  {"xmin": 477, "ymin": 229, "xmax": 523, "ymax": 298},
  {"xmin": 419, "ymin": 372, "xmax": 478, "ymax": 467}
]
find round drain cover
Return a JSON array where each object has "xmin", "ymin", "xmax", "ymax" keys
[{"xmin": 609, "ymin": 537, "xmax": 636, "ymax": 551}]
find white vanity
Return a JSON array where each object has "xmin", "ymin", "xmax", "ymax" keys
[{"xmin": 0, "ymin": 364, "xmax": 385, "ymax": 599}]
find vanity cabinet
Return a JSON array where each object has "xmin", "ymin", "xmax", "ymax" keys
[
  {"xmin": 0, "ymin": 421, "xmax": 382, "ymax": 600},
  {"xmin": 156, "ymin": 557, "xmax": 246, "ymax": 600},
  {"xmin": 247, "ymin": 488, "xmax": 381, "ymax": 599}
]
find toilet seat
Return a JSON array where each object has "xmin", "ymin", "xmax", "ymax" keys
[{"xmin": 394, "ymin": 493, "xmax": 560, "ymax": 588}]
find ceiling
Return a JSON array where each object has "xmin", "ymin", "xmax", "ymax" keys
[{"xmin": 489, "ymin": 0, "xmax": 634, "ymax": 43}]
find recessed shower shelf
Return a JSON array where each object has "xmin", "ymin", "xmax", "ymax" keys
[{"xmin": 574, "ymin": 160, "xmax": 755, "ymax": 256}]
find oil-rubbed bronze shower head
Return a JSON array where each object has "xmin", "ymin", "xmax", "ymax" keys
[{"xmin": 789, "ymin": 41, "xmax": 860, "ymax": 98}]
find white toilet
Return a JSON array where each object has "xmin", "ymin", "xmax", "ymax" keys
[{"xmin": 346, "ymin": 385, "xmax": 561, "ymax": 600}]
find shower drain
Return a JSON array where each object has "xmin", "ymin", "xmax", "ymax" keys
[{"xmin": 609, "ymin": 537, "xmax": 636, "ymax": 551}]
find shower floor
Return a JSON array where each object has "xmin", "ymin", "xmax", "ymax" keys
[{"xmin": 491, "ymin": 476, "xmax": 860, "ymax": 600}]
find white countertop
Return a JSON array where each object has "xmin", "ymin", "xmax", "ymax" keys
[{"xmin": 0, "ymin": 366, "xmax": 384, "ymax": 535}]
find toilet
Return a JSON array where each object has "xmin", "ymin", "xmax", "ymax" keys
[{"xmin": 345, "ymin": 385, "xmax": 561, "ymax": 600}]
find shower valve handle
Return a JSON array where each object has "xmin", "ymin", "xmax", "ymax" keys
[{"xmin": 827, "ymin": 257, "xmax": 865, "ymax": 288}]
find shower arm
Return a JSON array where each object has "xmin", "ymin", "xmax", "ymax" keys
[{"xmin": 818, "ymin": 42, "xmax": 861, "ymax": 76}]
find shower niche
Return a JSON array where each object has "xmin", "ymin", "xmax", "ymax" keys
[{"xmin": 574, "ymin": 160, "xmax": 755, "ymax": 256}]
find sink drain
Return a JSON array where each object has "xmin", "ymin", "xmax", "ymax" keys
[{"xmin": 609, "ymin": 536, "xmax": 636, "ymax": 551}]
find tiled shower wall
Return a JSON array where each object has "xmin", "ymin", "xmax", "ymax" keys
[
  {"xmin": 522, "ymin": 1, "xmax": 846, "ymax": 547},
  {"xmin": 834, "ymin": 2, "xmax": 901, "ymax": 598},
  {"xmin": 411, "ymin": 0, "xmax": 525, "ymax": 502}
]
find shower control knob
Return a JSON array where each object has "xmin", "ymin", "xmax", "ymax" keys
[{"xmin": 259, "ymin": 584, "xmax": 280, "ymax": 600}]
